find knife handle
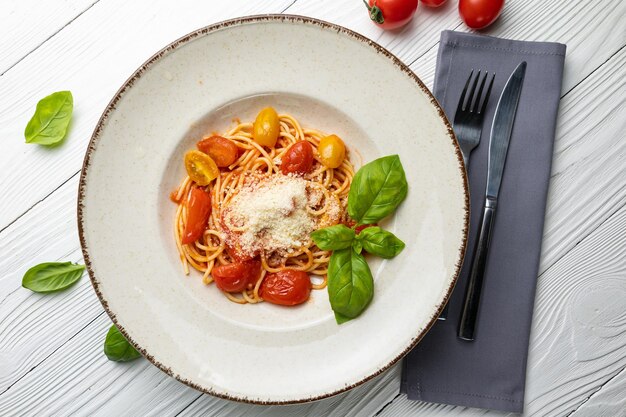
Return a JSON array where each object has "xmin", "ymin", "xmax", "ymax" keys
[{"xmin": 458, "ymin": 197, "xmax": 497, "ymax": 341}]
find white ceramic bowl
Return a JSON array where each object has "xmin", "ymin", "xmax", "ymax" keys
[{"xmin": 78, "ymin": 15, "xmax": 468, "ymax": 404}]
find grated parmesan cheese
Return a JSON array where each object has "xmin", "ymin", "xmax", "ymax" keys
[{"xmin": 223, "ymin": 175, "xmax": 316, "ymax": 255}]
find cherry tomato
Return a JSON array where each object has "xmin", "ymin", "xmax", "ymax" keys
[
  {"xmin": 364, "ymin": 0, "xmax": 418, "ymax": 30},
  {"xmin": 181, "ymin": 187, "xmax": 212, "ymax": 245},
  {"xmin": 344, "ymin": 220, "xmax": 377, "ymax": 234},
  {"xmin": 184, "ymin": 150, "xmax": 219, "ymax": 186},
  {"xmin": 281, "ymin": 141, "xmax": 314, "ymax": 175},
  {"xmin": 253, "ymin": 107, "xmax": 280, "ymax": 148},
  {"xmin": 318, "ymin": 134, "xmax": 346, "ymax": 168},
  {"xmin": 197, "ymin": 136, "xmax": 239, "ymax": 168},
  {"xmin": 260, "ymin": 270, "xmax": 311, "ymax": 306},
  {"xmin": 459, "ymin": 0, "xmax": 504, "ymax": 29},
  {"xmin": 212, "ymin": 261, "xmax": 262, "ymax": 292},
  {"xmin": 421, "ymin": 0, "xmax": 446, "ymax": 7}
]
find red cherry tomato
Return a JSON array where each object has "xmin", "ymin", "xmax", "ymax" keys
[
  {"xmin": 181, "ymin": 187, "xmax": 211, "ymax": 245},
  {"xmin": 212, "ymin": 261, "xmax": 262, "ymax": 292},
  {"xmin": 281, "ymin": 141, "xmax": 314, "ymax": 175},
  {"xmin": 459, "ymin": 0, "xmax": 504, "ymax": 29},
  {"xmin": 260, "ymin": 270, "xmax": 311, "ymax": 306},
  {"xmin": 421, "ymin": 0, "xmax": 446, "ymax": 7},
  {"xmin": 197, "ymin": 136, "xmax": 239, "ymax": 168},
  {"xmin": 355, "ymin": 223, "xmax": 377, "ymax": 234},
  {"xmin": 344, "ymin": 220, "xmax": 377, "ymax": 234},
  {"xmin": 364, "ymin": 0, "xmax": 418, "ymax": 30}
]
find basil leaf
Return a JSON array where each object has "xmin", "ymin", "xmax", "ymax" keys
[
  {"xmin": 104, "ymin": 325, "xmax": 142, "ymax": 362},
  {"xmin": 24, "ymin": 91, "xmax": 73, "ymax": 146},
  {"xmin": 311, "ymin": 224, "xmax": 355, "ymax": 250},
  {"xmin": 334, "ymin": 311, "xmax": 353, "ymax": 324},
  {"xmin": 328, "ymin": 248, "xmax": 374, "ymax": 320},
  {"xmin": 352, "ymin": 236, "xmax": 363, "ymax": 254},
  {"xmin": 348, "ymin": 155, "xmax": 408, "ymax": 224},
  {"xmin": 359, "ymin": 227, "xmax": 405, "ymax": 259},
  {"xmin": 22, "ymin": 262, "xmax": 84, "ymax": 293}
]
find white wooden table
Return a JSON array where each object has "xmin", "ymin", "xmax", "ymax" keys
[{"xmin": 1, "ymin": 1, "xmax": 625, "ymax": 416}]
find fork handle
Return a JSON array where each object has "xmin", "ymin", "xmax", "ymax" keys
[{"xmin": 458, "ymin": 197, "xmax": 497, "ymax": 341}]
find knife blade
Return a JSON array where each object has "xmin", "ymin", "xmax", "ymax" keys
[
  {"xmin": 458, "ymin": 61, "xmax": 527, "ymax": 341},
  {"xmin": 486, "ymin": 61, "xmax": 526, "ymax": 200}
]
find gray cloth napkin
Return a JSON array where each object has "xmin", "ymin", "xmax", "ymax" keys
[{"xmin": 401, "ymin": 31, "xmax": 566, "ymax": 413}]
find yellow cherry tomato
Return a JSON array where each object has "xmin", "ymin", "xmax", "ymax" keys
[
  {"xmin": 318, "ymin": 134, "xmax": 346, "ymax": 168},
  {"xmin": 184, "ymin": 150, "xmax": 219, "ymax": 186},
  {"xmin": 253, "ymin": 107, "xmax": 280, "ymax": 148}
]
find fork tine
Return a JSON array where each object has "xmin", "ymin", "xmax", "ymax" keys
[
  {"xmin": 458, "ymin": 70, "xmax": 474, "ymax": 111},
  {"xmin": 472, "ymin": 72, "xmax": 488, "ymax": 113},
  {"xmin": 465, "ymin": 70, "xmax": 481, "ymax": 111},
  {"xmin": 479, "ymin": 73, "xmax": 496, "ymax": 114}
]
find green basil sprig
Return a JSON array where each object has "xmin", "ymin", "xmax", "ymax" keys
[
  {"xmin": 22, "ymin": 262, "xmax": 84, "ymax": 293},
  {"xmin": 24, "ymin": 91, "xmax": 73, "ymax": 146},
  {"xmin": 348, "ymin": 155, "xmax": 408, "ymax": 224},
  {"xmin": 356, "ymin": 227, "xmax": 405, "ymax": 259},
  {"xmin": 104, "ymin": 325, "xmax": 142, "ymax": 362},
  {"xmin": 312, "ymin": 155, "xmax": 407, "ymax": 324},
  {"xmin": 310, "ymin": 224, "xmax": 355, "ymax": 250}
]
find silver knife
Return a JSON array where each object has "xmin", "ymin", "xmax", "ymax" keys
[{"xmin": 458, "ymin": 61, "xmax": 527, "ymax": 341}]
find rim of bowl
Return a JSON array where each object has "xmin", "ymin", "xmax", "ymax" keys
[{"xmin": 77, "ymin": 14, "xmax": 470, "ymax": 405}]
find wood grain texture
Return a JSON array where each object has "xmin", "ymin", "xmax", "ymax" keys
[
  {"xmin": 0, "ymin": 0, "xmax": 625, "ymax": 416},
  {"xmin": 539, "ymin": 46, "xmax": 626, "ymax": 273},
  {"xmin": 0, "ymin": 0, "xmax": 98, "ymax": 74},
  {"xmin": 571, "ymin": 367, "xmax": 626, "ymax": 417},
  {"xmin": 379, "ymin": 205, "xmax": 626, "ymax": 417},
  {"xmin": 0, "ymin": 313, "xmax": 201, "ymax": 417}
]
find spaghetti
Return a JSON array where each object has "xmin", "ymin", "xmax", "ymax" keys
[{"xmin": 172, "ymin": 110, "xmax": 355, "ymax": 305}]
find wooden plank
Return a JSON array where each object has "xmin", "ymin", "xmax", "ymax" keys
[
  {"xmin": 570, "ymin": 367, "xmax": 626, "ymax": 417},
  {"xmin": 378, "ymin": 205, "xmax": 626, "ymax": 416},
  {"xmin": 539, "ymin": 46, "xmax": 626, "ymax": 272},
  {"xmin": 0, "ymin": 176, "xmax": 103, "ymax": 394},
  {"xmin": 0, "ymin": 313, "xmax": 201, "ymax": 417},
  {"xmin": 0, "ymin": 0, "xmax": 98, "ymax": 74}
]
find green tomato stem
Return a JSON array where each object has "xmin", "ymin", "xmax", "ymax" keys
[{"xmin": 362, "ymin": 0, "xmax": 385, "ymax": 24}]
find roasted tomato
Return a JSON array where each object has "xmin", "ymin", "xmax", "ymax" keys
[
  {"xmin": 181, "ymin": 187, "xmax": 212, "ymax": 245},
  {"xmin": 260, "ymin": 270, "xmax": 311, "ymax": 306},
  {"xmin": 212, "ymin": 261, "xmax": 262, "ymax": 292},
  {"xmin": 281, "ymin": 141, "xmax": 314, "ymax": 175},
  {"xmin": 197, "ymin": 136, "xmax": 239, "ymax": 168},
  {"xmin": 184, "ymin": 150, "xmax": 219, "ymax": 186},
  {"xmin": 364, "ymin": 0, "xmax": 418, "ymax": 30},
  {"xmin": 318, "ymin": 134, "xmax": 346, "ymax": 168},
  {"xmin": 253, "ymin": 107, "xmax": 280, "ymax": 148},
  {"xmin": 459, "ymin": 0, "xmax": 504, "ymax": 29}
]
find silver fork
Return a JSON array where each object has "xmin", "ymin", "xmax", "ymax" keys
[{"xmin": 438, "ymin": 69, "xmax": 496, "ymax": 321}]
